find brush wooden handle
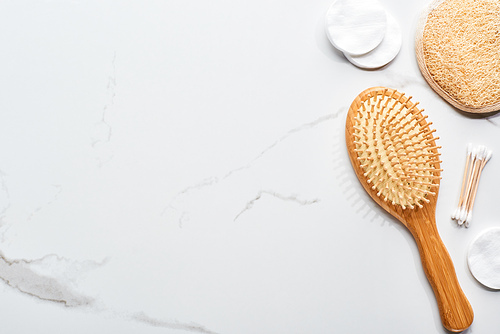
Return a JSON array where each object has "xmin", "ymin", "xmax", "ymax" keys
[{"xmin": 408, "ymin": 217, "xmax": 473, "ymax": 332}]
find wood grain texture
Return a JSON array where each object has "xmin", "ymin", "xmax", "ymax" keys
[
  {"xmin": 345, "ymin": 87, "xmax": 473, "ymax": 332},
  {"xmin": 415, "ymin": 0, "xmax": 500, "ymax": 114}
]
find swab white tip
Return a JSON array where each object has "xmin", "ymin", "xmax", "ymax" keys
[
  {"xmin": 476, "ymin": 146, "xmax": 483, "ymax": 160},
  {"xmin": 485, "ymin": 150, "xmax": 493, "ymax": 163},
  {"xmin": 471, "ymin": 146, "xmax": 478, "ymax": 158},
  {"xmin": 466, "ymin": 143, "xmax": 473, "ymax": 155},
  {"xmin": 479, "ymin": 146, "xmax": 487, "ymax": 160},
  {"xmin": 459, "ymin": 208, "xmax": 468, "ymax": 222},
  {"xmin": 466, "ymin": 211, "xmax": 472, "ymax": 225}
]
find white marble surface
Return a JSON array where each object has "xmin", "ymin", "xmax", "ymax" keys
[{"xmin": 0, "ymin": 0, "xmax": 499, "ymax": 333}]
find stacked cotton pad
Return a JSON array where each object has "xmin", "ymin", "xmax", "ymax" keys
[{"xmin": 325, "ymin": 0, "xmax": 402, "ymax": 69}]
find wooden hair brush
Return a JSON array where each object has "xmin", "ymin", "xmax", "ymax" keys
[{"xmin": 345, "ymin": 87, "xmax": 473, "ymax": 332}]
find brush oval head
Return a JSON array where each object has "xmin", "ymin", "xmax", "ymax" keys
[{"xmin": 345, "ymin": 86, "xmax": 442, "ymax": 224}]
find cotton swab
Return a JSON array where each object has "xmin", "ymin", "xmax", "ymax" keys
[
  {"xmin": 451, "ymin": 144, "xmax": 491, "ymax": 227},
  {"xmin": 464, "ymin": 148, "xmax": 492, "ymax": 227},
  {"xmin": 452, "ymin": 143, "xmax": 472, "ymax": 221}
]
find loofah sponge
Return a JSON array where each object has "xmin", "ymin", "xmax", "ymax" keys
[{"xmin": 415, "ymin": 0, "xmax": 500, "ymax": 113}]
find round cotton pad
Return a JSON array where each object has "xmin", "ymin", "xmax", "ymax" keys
[
  {"xmin": 325, "ymin": 0, "xmax": 387, "ymax": 56},
  {"xmin": 344, "ymin": 13, "xmax": 402, "ymax": 69},
  {"xmin": 468, "ymin": 227, "xmax": 500, "ymax": 289}
]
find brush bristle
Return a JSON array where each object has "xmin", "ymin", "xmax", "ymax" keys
[{"xmin": 353, "ymin": 88, "xmax": 441, "ymax": 209}]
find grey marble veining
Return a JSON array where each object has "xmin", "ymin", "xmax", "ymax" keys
[
  {"xmin": 167, "ymin": 111, "xmax": 343, "ymax": 227},
  {"xmin": 0, "ymin": 253, "xmax": 95, "ymax": 307}
]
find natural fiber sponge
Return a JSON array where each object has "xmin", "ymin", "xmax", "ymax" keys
[{"xmin": 420, "ymin": 0, "xmax": 500, "ymax": 109}]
